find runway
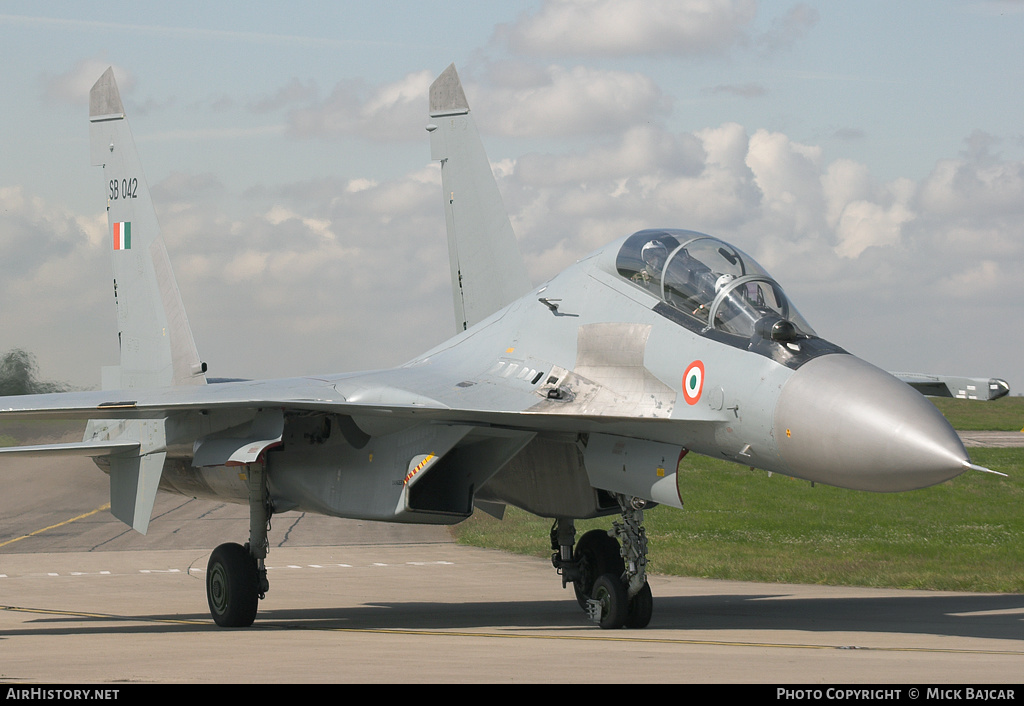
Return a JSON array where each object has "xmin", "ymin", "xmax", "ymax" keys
[
  {"xmin": 2, "ymin": 445, "xmax": 1023, "ymax": 683},
  {"xmin": 959, "ymin": 430, "xmax": 1024, "ymax": 448},
  {"xmin": 4, "ymin": 543, "xmax": 1024, "ymax": 684}
]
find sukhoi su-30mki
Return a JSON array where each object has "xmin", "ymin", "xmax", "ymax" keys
[{"xmin": 0, "ymin": 65, "xmax": 1007, "ymax": 629}]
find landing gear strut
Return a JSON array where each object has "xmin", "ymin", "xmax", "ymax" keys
[
  {"xmin": 551, "ymin": 493, "xmax": 653, "ymax": 629},
  {"xmin": 206, "ymin": 461, "xmax": 273, "ymax": 627}
]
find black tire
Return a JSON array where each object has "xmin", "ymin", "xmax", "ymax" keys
[
  {"xmin": 624, "ymin": 581, "xmax": 653, "ymax": 629},
  {"xmin": 207, "ymin": 542, "xmax": 260, "ymax": 627},
  {"xmin": 591, "ymin": 573, "xmax": 628, "ymax": 629},
  {"xmin": 572, "ymin": 529, "xmax": 624, "ymax": 609}
]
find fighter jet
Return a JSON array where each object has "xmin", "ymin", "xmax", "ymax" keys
[
  {"xmin": 893, "ymin": 373, "xmax": 1010, "ymax": 401},
  {"xmin": 0, "ymin": 65, "xmax": 1005, "ymax": 630}
]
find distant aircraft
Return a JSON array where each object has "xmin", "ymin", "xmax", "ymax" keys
[
  {"xmin": 892, "ymin": 373, "xmax": 1009, "ymax": 401},
  {"xmin": 0, "ymin": 65, "xmax": 1007, "ymax": 629}
]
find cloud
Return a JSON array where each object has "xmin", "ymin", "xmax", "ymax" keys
[
  {"xmin": 7, "ymin": 88, "xmax": 1022, "ymax": 391},
  {"xmin": 0, "ymin": 187, "xmax": 77, "ymax": 270},
  {"xmin": 146, "ymin": 165, "xmax": 451, "ymax": 379},
  {"xmin": 917, "ymin": 149, "xmax": 1024, "ymax": 221},
  {"xmin": 288, "ymin": 65, "xmax": 667, "ymax": 141},
  {"xmin": 42, "ymin": 56, "xmax": 133, "ymax": 106},
  {"xmin": 821, "ymin": 161, "xmax": 915, "ymax": 258},
  {"xmin": 249, "ymin": 77, "xmax": 319, "ymax": 114},
  {"xmin": 497, "ymin": 0, "xmax": 757, "ymax": 57},
  {"xmin": 483, "ymin": 118, "xmax": 1023, "ymax": 348},
  {"xmin": 479, "ymin": 65, "xmax": 669, "ymax": 137},
  {"xmin": 0, "ymin": 187, "xmax": 112, "ymax": 385},
  {"xmin": 745, "ymin": 128, "xmax": 826, "ymax": 238},
  {"xmin": 755, "ymin": 3, "xmax": 819, "ymax": 55},
  {"xmin": 514, "ymin": 125, "xmax": 704, "ymax": 185},
  {"xmin": 939, "ymin": 259, "xmax": 1003, "ymax": 293},
  {"xmin": 288, "ymin": 70, "xmax": 433, "ymax": 141}
]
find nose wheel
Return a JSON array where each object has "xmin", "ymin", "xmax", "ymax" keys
[
  {"xmin": 589, "ymin": 573, "xmax": 628, "ymax": 629},
  {"xmin": 552, "ymin": 494, "xmax": 654, "ymax": 629},
  {"xmin": 572, "ymin": 529, "xmax": 624, "ymax": 609},
  {"xmin": 624, "ymin": 579, "xmax": 652, "ymax": 629}
]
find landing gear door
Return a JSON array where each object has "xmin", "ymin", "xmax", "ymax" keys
[{"xmin": 581, "ymin": 434, "xmax": 684, "ymax": 510}]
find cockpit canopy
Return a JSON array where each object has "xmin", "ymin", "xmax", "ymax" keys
[{"xmin": 616, "ymin": 229, "xmax": 815, "ymax": 339}]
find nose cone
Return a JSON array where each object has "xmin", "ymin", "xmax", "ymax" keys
[{"xmin": 774, "ymin": 355, "xmax": 971, "ymax": 492}]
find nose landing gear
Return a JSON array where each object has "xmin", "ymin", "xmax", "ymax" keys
[{"xmin": 552, "ymin": 493, "xmax": 653, "ymax": 629}]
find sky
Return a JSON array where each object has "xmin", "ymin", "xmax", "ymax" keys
[{"xmin": 1, "ymin": 1, "xmax": 1022, "ymax": 397}]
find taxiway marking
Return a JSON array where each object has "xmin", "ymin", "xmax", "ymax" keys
[{"xmin": 0, "ymin": 503, "xmax": 111, "ymax": 549}]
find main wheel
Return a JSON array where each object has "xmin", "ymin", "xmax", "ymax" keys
[
  {"xmin": 624, "ymin": 581, "xmax": 653, "ymax": 629},
  {"xmin": 572, "ymin": 529, "xmax": 625, "ymax": 609},
  {"xmin": 591, "ymin": 573, "xmax": 628, "ymax": 629},
  {"xmin": 207, "ymin": 542, "xmax": 260, "ymax": 627}
]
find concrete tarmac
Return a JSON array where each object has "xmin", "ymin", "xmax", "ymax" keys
[
  {"xmin": 2, "ymin": 450, "xmax": 1023, "ymax": 683},
  {"xmin": 959, "ymin": 430, "xmax": 1024, "ymax": 448}
]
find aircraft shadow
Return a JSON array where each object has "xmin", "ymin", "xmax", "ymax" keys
[{"xmin": 4, "ymin": 591, "xmax": 1022, "ymax": 641}]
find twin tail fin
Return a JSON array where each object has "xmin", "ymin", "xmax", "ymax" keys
[
  {"xmin": 89, "ymin": 67, "xmax": 206, "ymax": 390},
  {"xmin": 428, "ymin": 64, "xmax": 531, "ymax": 332}
]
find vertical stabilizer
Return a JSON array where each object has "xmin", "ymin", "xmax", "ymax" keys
[
  {"xmin": 428, "ymin": 64, "xmax": 531, "ymax": 331},
  {"xmin": 89, "ymin": 68, "xmax": 206, "ymax": 389}
]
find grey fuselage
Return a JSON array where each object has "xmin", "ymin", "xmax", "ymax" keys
[{"xmin": 114, "ymin": 229, "xmax": 970, "ymax": 525}]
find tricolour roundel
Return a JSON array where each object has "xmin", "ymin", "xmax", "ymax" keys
[{"xmin": 682, "ymin": 360, "xmax": 705, "ymax": 405}]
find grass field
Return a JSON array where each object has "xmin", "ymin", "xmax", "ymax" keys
[
  {"xmin": 454, "ymin": 397, "xmax": 1024, "ymax": 593},
  {"xmin": 929, "ymin": 395, "xmax": 1024, "ymax": 431}
]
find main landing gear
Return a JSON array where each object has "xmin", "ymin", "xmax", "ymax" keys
[
  {"xmin": 206, "ymin": 462, "xmax": 273, "ymax": 627},
  {"xmin": 551, "ymin": 494, "xmax": 653, "ymax": 629}
]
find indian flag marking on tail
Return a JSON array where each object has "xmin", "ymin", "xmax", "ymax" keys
[{"xmin": 113, "ymin": 221, "xmax": 131, "ymax": 250}]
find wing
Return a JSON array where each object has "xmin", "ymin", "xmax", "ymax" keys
[
  {"xmin": 0, "ymin": 367, "xmax": 685, "ymax": 437},
  {"xmin": 0, "ymin": 364, "xmax": 690, "ymax": 530}
]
